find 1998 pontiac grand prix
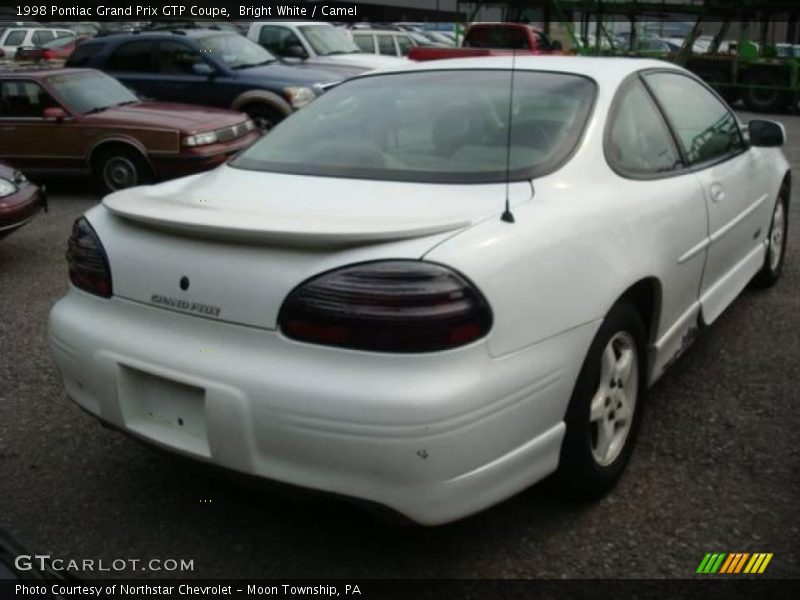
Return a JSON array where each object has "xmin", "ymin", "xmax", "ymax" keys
[{"xmin": 48, "ymin": 57, "xmax": 789, "ymax": 525}]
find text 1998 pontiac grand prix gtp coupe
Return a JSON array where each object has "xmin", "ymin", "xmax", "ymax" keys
[{"xmin": 48, "ymin": 57, "xmax": 789, "ymax": 525}]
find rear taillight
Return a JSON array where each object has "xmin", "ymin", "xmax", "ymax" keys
[
  {"xmin": 66, "ymin": 217, "xmax": 112, "ymax": 298},
  {"xmin": 278, "ymin": 261, "xmax": 492, "ymax": 353},
  {"xmin": 42, "ymin": 50, "xmax": 55, "ymax": 60}
]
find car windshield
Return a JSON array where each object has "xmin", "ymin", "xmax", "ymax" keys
[
  {"xmin": 231, "ymin": 70, "xmax": 596, "ymax": 183},
  {"xmin": 299, "ymin": 25, "xmax": 362, "ymax": 56},
  {"xmin": 196, "ymin": 32, "xmax": 276, "ymax": 68},
  {"xmin": 46, "ymin": 71, "xmax": 137, "ymax": 114}
]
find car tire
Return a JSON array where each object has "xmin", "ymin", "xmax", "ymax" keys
[
  {"xmin": 244, "ymin": 104, "xmax": 284, "ymax": 132},
  {"xmin": 93, "ymin": 146, "xmax": 153, "ymax": 194},
  {"xmin": 553, "ymin": 301, "xmax": 647, "ymax": 498},
  {"xmin": 743, "ymin": 70, "xmax": 792, "ymax": 112},
  {"xmin": 750, "ymin": 186, "xmax": 789, "ymax": 289}
]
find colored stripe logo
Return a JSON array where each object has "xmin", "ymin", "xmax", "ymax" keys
[{"xmin": 697, "ymin": 553, "xmax": 773, "ymax": 574}]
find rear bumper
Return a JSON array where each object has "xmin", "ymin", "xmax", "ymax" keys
[
  {"xmin": 151, "ymin": 131, "xmax": 261, "ymax": 179},
  {"xmin": 49, "ymin": 290, "xmax": 596, "ymax": 525}
]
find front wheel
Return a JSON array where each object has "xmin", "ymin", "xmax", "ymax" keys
[
  {"xmin": 553, "ymin": 302, "xmax": 646, "ymax": 498},
  {"xmin": 750, "ymin": 189, "xmax": 789, "ymax": 288},
  {"xmin": 244, "ymin": 104, "xmax": 284, "ymax": 132}
]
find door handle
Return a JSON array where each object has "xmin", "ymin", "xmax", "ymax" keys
[{"xmin": 710, "ymin": 182, "xmax": 725, "ymax": 204}]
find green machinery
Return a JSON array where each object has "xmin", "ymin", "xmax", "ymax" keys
[{"xmin": 454, "ymin": 0, "xmax": 800, "ymax": 111}]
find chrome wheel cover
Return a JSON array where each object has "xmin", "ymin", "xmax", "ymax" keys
[{"xmin": 103, "ymin": 156, "xmax": 138, "ymax": 191}]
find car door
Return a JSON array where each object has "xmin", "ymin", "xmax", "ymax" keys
[
  {"xmin": 104, "ymin": 39, "xmax": 160, "ymax": 101},
  {"xmin": 604, "ymin": 75, "xmax": 709, "ymax": 380},
  {"xmin": 0, "ymin": 79, "xmax": 81, "ymax": 172},
  {"xmin": 644, "ymin": 71, "xmax": 768, "ymax": 324}
]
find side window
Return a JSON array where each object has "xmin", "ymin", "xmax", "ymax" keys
[
  {"xmin": 607, "ymin": 78, "xmax": 681, "ymax": 175},
  {"xmin": 377, "ymin": 35, "xmax": 396, "ymax": 56},
  {"xmin": 353, "ymin": 34, "xmax": 375, "ymax": 53},
  {"xmin": 0, "ymin": 80, "xmax": 59, "ymax": 118},
  {"xmin": 258, "ymin": 26, "xmax": 302, "ymax": 56},
  {"xmin": 645, "ymin": 72, "xmax": 745, "ymax": 165},
  {"xmin": 107, "ymin": 41, "xmax": 155, "ymax": 72},
  {"xmin": 396, "ymin": 35, "xmax": 412, "ymax": 56},
  {"xmin": 158, "ymin": 41, "xmax": 204, "ymax": 75},
  {"xmin": 56, "ymin": 30, "xmax": 73, "ymax": 39},
  {"xmin": 32, "ymin": 30, "xmax": 55, "ymax": 46},
  {"xmin": 3, "ymin": 30, "xmax": 26, "ymax": 47}
]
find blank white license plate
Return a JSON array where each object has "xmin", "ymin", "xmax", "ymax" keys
[{"xmin": 118, "ymin": 365, "xmax": 210, "ymax": 457}]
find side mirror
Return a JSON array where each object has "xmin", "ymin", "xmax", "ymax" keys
[
  {"xmin": 284, "ymin": 44, "xmax": 308, "ymax": 59},
  {"xmin": 748, "ymin": 119, "xmax": 786, "ymax": 147},
  {"xmin": 550, "ymin": 40, "xmax": 563, "ymax": 51},
  {"xmin": 43, "ymin": 107, "xmax": 69, "ymax": 122},
  {"xmin": 191, "ymin": 62, "xmax": 216, "ymax": 77}
]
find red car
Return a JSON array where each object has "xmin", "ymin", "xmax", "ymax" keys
[
  {"xmin": 0, "ymin": 160, "xmax": 46, "ymax": 240},
  {"xmin": 0, "ymin": 68, "xmax": 261, "ymax": 192},
  {"xmin": 14, "ymin": 35, "xmax": 90, "ymax": 66}
]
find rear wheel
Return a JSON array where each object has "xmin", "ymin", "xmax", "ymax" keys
[
  {"xmin": 750, "ymin": 189, "xmax": 789, "ymax": 288},
  {"xmin": 93, "ymin": 146, "xmax": 153, "ymax": 194},
  {"xmin": 743, "ymin": 70, "xmax": 792, "ymax": 112},
  {"xmin": 553, "ymin": 302, "xmax": 646, "ymax": 498}
]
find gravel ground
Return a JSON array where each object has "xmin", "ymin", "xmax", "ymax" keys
[{"xmin": 1, "ymin": 112, "xmax": 798, "ymax": 580}]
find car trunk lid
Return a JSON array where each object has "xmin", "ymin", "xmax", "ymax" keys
[{"xmin": 94, "ymin": 166, "xmax": 531, "ymax": 330}]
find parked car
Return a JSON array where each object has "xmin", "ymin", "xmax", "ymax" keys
[
  {"xmin": 0, "ymin": 27, "xmax": 74, "ymax": 59},
  {"xmin": 0, "ymin": 67, "xmax": 260, "ymax": 192},
  {"xmin": 408, "ymin": 23, "xmax": 562, "ymax": 61},
  {"xmin": 48, "ymin": 57, "xmax": 790, "ymax": 525},
  {"xmin": 247, "ymin": 21, "xmax": 407, "ymax": 72},
  {"xmin": 351, "ymin": 29, "xmax": 446, "ymax": 57},
  {"xmin": 14, "ymin": 34, "xmax": 90, "ymax": 66},
  {"xmin": 65, "ymin": 29, "xmax": 344, "ymax": 131},
  {"xmin": 0, "ymin": 160, "xmax": 45, "ymax": 240}
]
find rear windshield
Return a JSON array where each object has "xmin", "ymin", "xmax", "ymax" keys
[{"xmin": 231, "ymin": 70, "xmax": 596, "ymax": 184}]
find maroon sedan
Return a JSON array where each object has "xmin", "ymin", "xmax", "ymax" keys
[
  {"xmin": 0, "ymin": 161, "xmax": 46, "ymax": 240},
  {"xmin": 0, "ymin": 68, "xmax": 261, "ymax": 193}
]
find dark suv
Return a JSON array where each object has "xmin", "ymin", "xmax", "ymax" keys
[{"xmin": 66, "ymin": 28, "xmax": 345, "ymax": 130}]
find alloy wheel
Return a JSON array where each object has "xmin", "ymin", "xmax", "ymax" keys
[{"xmin": 589, "ymin": 331, "xmax": 639, "ymax": 467}]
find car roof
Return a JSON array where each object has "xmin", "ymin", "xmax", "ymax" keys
[
  {"xmin": 367, "ymin": 55, "xmax": 685, "ymax": 87},
  {"xmin": 94, "ymin": 28, "xmax": 226, "ymax": 41}
]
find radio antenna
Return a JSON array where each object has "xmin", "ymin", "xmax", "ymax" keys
[{"xmin": 501, "ymin": 50, "xmax": 517, "ymax": 224}]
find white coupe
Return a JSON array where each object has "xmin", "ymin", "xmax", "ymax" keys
[{"xmin": 49, "ymin": 57, "xmax": 790, "ymax": 525}]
